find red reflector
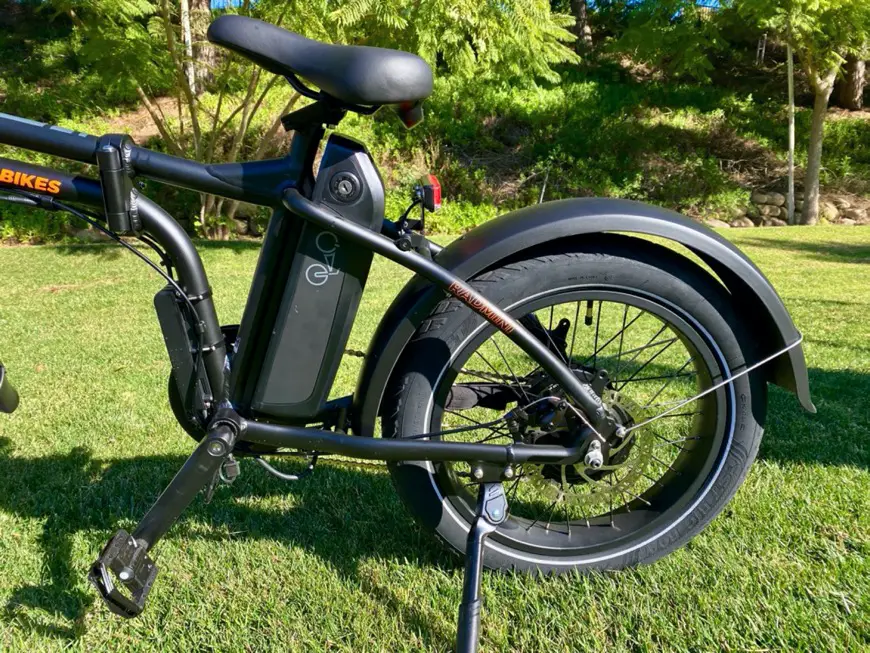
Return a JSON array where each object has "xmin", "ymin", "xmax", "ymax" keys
[{"xmin": 427, "ymin": 174, "xmax": 442, "ymax": 210}]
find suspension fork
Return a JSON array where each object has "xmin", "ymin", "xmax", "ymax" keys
[{"xmin": 283, "ymin": 189, "xmax": 613, "ymax": 432}]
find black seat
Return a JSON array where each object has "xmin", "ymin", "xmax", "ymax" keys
[{"xmin": 207, "ymin": 16, "xmax": 433, "ymax": 107}]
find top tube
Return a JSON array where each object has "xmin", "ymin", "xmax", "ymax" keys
[
  {"xmin": 0, "ymin": 112, "xmax": 99, "ymax": 164},
  {"xmin": 0, "ymin": 112, "xmax": 300, "ymax": 206}
]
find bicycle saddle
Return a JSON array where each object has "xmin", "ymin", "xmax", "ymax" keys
[{"xmin": 207, "ymin": 16, "xmax": 434, "ymax": 107}]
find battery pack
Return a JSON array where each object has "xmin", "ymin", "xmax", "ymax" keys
[{"xmin": 246, "ymin": 134, "xmax": 384, "ymax": 419}]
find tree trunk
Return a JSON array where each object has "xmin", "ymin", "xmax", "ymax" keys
[
  {"xmin": 180, "ymin": 0, "xmax": 196, "ymax": 96},
  {"xmin": 191, "ymin": 0, "xmax": 216, "ymax": 90},
  {"xmin": 571, "ymin": 0, "xmax": 593, "ymax": 50},
  {"xmin": 802, "ymin": 71, "xmax": 837, "ymax": 225},
  {"xmin": 833, "ymin": 56, "xmax": 865, "ymax": 110}
]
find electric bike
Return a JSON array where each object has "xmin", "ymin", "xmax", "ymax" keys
[{"xmin": 0, "ymin": 15, "xmax": 815, "ymax": 652}]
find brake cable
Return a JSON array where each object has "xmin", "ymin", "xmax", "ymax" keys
[{"xmin": 0, "ymin": 188, "xmax": 206, "ymax": 392}]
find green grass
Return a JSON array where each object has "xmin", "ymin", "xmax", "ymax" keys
[{"xmin": 0, "ymin": 226, "xmax": 867, "ymax": 651}]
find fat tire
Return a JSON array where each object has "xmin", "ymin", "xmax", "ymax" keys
[{"xmin": 382, "ymin": 239, "xmax": 767, "ymax": 574}]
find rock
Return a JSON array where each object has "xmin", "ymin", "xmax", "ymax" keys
[
  {"xmin": 840, "ymin": 218, "xmax": 857, "ymax": 226},
  {"xmin": 750, "ymin": 191, "xmax": 769, "ymax": 205},
  {"xmin": 731, "ymin": 217, "xmax": 755, "ymax": 228},
  {"xmin": 248, "ymin": 220, "xmax": 263, "ymax": 237},
  {"xmin": 728, "ymin": 205, "xmax": 747, "ymax": 219},
  {"xmin": 820, "ymin": 202, "xmax": 839, "ymax": 221},
  {"xmin": 234, "ymin": 202, "xmax": 259, "ymax": 218},
  {"xmin": 763, "ymin": 218, "xmax": 788, "ymax": 227},
  {"xmin": 759, "ymin": 204, "xmax": 783, "ymax": 217},
  {"xmin": 795, "ymin": 200, "xmax": 804, "ymax": 211},
  {"xmin": 794, "ymin": 191, "xmax": 805, "ymax": 200},
  {"xmin": 832, "ymin": 197, "xmax": 851, "ymax": 210},
  {"xmin": 233, "ymin": 219, "xmax": 249, "ymax": 236},
  {"xmin": 704, "ymin": 218, "xmax": 731, "ymax": 229},
  {"xmin": 767, "ymin": 192, "xmax": 786, "ymax": 207},
  {"xmin": 746, "ymin": 205, "xmax": 761, "ymax": 220},
  {"xmin": 842, "ymin": 208, "xmax": 867, "ymax": 221}
]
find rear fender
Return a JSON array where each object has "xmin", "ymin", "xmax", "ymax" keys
[{"xmin": 352, "ymin": 198, "xmax": 814, "ymax": 437}]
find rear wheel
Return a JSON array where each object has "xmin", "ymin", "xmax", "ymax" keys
[{"xmin": 383, "ymin": 242, "xmax": 766, "ymax": 573}]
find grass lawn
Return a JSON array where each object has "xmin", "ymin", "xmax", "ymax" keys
[{"xmin": 0, "ymin": 225, "xmax": 867, "ymax": 651}]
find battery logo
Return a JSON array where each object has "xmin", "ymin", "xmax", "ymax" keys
[{"xmin": 0, "ymin": 167, "xmax": 62, "ymax": 194}]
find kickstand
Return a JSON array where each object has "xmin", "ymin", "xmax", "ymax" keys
[{"xmin": 456, "ymin": 481, "xmax": 508, "ymax": 653}]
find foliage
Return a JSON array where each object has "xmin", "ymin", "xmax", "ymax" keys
[
  {"xmin": 739, "ymin": 0, "xmax": 870, "ymax": 223},
  {"xmin": 331, "ymin": 0, "xmax": 580, "ymax": 84},
  {"xmin": 3, "ymin": 1, "xmax": 870, "ymax": 241},
  {"xmin": 610, "ymin": 0, "xmax": 732, "ymax": 82},
  {"xmin": 740, "ymin": 0, "xmax": 870, "ymax": 84}
]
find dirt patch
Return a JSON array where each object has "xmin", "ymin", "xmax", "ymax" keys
[
  {"xmin": 104, "ymin": 97, "xmax": 177, "ymax": 144},
  {"xmin": 828, "ymin": 107, "xmax": 870, "ymax": 122}
]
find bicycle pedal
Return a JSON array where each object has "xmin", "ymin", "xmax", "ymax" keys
[{"xmin": 88, "ymin": 529, "xmax": 158, "ymax": 618}]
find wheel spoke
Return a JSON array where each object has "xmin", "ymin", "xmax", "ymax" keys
[
  {"xmin": 642, "ymin": 357, "xmax": 695, "ymax": 406},
  {"xmin": 474, "ymin": 350, "xmax": 511, "ymax": 385},
  {"xmin": 568, "ymin": 301, "xmax": 581, "ymax": 362},
  {"xmin": 616, "ymin": 336, "xmax": 678, "ymax": 390},
  {"xmin": 579, "ymin": 311, "xmax": 643, "ymax": 369},
  {"xmin": 491, "ymin": 337, "xmax": 531, "ymax": 403},
  {"xmin": 592, "ymin": 301, "xmax": 602, "ymax": 369},
  {"xmin": 611, "ymin": 304, "xmax": 630, "ymax": 385},
  {"xmin": 620, "ymin": 371, "xmax": 695, "ymax": 385},
  {"xmin": 527, "ymin": 496, "xmax": 560, "ymax": 532}
]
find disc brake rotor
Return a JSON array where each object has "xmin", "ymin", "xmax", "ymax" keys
[{"xmin": 525, "ymin": 390, "xmax": 658, "ymax": 517}]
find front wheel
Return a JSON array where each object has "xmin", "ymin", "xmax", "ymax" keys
[{"xmin": 383, "ymin": 240, "xmax": 766, "ymax": 573}]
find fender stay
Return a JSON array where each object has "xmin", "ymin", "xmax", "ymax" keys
[{"xmin": 352, "ymin": 198, "xmax": 815, "ymax": 437}]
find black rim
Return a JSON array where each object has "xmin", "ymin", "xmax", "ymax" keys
[{"xmin": 427, "ymin": 287, "xmax": 732, "ymax": 559}]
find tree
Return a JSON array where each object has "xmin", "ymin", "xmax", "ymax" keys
[
  {"xmin": 740, "ymin": 0, "xmax": 870, "ymax": 224},
  {"xmin": 611, "ymin": 0, "xmax": 728, "ymax": 82},
  {"xmin": 571, "ymin": 0, "xmax": 593, "ymax": 50},
  {"xmin": 180, "ymin": 0, "xmax": 195, "ymax": 96},
  {"xmin": 834, "ymin": 54, "xmax": 866, "ymax": 110},
  {"xmin": 54, "ymin": 0, "xmax": 308, "ymax": 236},
  {"xmin": 190, "ymin": 0, "xmax": 216, "ymax": 90},
  {"xmin": 330, "ymin": 0, "xmax": 579, "ymax": 84}
]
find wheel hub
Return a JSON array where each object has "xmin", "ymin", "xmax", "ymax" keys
[{"xmin": 512, "ymin": 367, "xmax": 658, "ymax": 516}]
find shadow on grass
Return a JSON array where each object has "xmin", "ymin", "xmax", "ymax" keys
[
  {"xmin": 0, "ymin": 439, "xmax": 452, "ymax": 645},
  {"xmin": 736, "ymin": 236, "xmax": 870, "ymax": 265},
  {"xmin": 0, "ymin": 362, "xmax": 864, "ymax": 642},
  {"xmin": 758, "ymin": 367, "xmax": 870, "ymax": 470}
]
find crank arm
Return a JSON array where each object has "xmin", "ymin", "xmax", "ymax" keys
[{"xmin": 89, "ymin": 416, "xmax": 239, "ymax": 618}]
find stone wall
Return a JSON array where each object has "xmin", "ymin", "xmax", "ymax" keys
[{"xmin": 705, "ymin": 187, "xmax": 870, "ymax": 228}]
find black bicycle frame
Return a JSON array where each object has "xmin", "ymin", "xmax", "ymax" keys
[{"xmin": 0, "ymin": 108, "xmax": 609, "ymax": 467}]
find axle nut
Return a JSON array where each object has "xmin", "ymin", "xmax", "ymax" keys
[{"xmin": 584, "ymin": 440, "xmax": 604, "ymax": 469}]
